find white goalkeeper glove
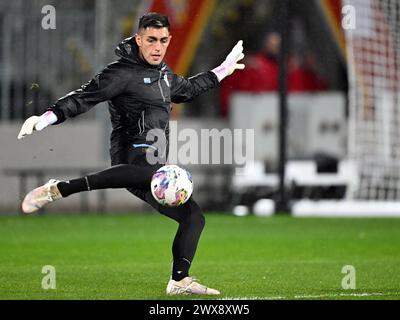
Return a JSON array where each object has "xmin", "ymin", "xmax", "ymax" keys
[
  {"xmin": 17, "ymin": 111, "xmax": 58, "ymax": 140},
  {"xmin": 212, "ymin": 40, "xmax": 245, "ymax": 82}
]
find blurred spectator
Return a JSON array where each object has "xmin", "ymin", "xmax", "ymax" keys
[
  {"xmin": 219, "ymin": 32, "xmax": 329, "ymax": 118},
  {"xmin": 288, "ymin": 51, "xmax": 329, "ymax": 92}
]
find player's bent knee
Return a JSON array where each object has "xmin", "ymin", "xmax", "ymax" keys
[
  {"xmin": 187, "ymin": 201, "xmax": 205, "ymax": 228},
  {"xmin": 187, "ymin": 211, "xmax": 205, "ymax": 230},
  {"xmin": 198, "ymin": 213, "xmax": 206, "ymax": 230}
]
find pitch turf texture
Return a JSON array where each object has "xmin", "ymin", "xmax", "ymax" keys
[{"xmin": 0, "ymin": 213, "xmax": 399, "ymax": 300}]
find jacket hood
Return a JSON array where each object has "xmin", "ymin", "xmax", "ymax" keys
[{"xmin": 115, "ymin": 37, "xmax": 166, "ymax": 70}]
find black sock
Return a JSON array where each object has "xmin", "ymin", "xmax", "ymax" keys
[
  {"xmin": 172, "ymin": 257, "xmax": 191, "ymax": 281},
  {"xmin": 57, "ymin": 178, "xmax": 89, "ymax": 197}
]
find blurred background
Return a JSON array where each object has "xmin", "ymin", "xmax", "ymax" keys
[{"xmin": 0, "ymin": 0, "xmax": 398, "ymax": 216}]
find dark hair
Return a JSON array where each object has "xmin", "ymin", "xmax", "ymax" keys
[{"xmin": 138, "ymin": 12, "xmax": 170, "ymax": 31}]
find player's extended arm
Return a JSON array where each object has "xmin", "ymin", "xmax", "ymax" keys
[
  {"xmin": 211, "ymin": 40, "xmax": 245, "ymax": 82},
  {"xmin": 17, "ymin": 64, "xmax": 129, "ymax": 140}
]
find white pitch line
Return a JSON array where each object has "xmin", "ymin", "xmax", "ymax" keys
[
  {"xmin": 222, "ymin": 291, "xmax": 400, "ymax": 300},
  {"xmin": 221, "ymin": 296, "xmax": 285, "ymax": 300},
  {"xmin": 293, "ymin": 292, "xmax": 395, "ymax": 299}
]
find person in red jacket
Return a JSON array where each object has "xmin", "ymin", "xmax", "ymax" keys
[
  {"xmin": 288, "ymin": 52, "xmax": 329, "ymax": 92},
  {"xmin": 220, "ymin": 32, "xmax": 281, "ymax": 118},
  {"xmin": 220, "ymin": 32, "xmax": 329, "ymax": 118}
]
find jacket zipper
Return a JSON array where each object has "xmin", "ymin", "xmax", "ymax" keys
[
  {"xmin": 141, "ymin": 110, "xmax": 145, "ymax": 134},
  {"xmin": 158, "ymin": 71, "xmax": 166, "ymax": 102},
  {"xmin": 162, "ymin": 120, "xmax": 169, "ymax": 161},
  {"xmin": 138, "ymin": 110, "xmax": 145, "ymax": 135}
]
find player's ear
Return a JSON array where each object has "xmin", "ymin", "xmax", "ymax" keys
[
  {"xmin": 135, "ymin": 33, "xmax": 142, "ymax": 47},
  {"xmin": 165, "ymin": 35, "xmax": 172, "ymax": 47}
]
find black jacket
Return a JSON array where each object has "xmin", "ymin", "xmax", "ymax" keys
[{"xmin": 49, "ymin": 37, "xmax": 219, "ymax": 161}]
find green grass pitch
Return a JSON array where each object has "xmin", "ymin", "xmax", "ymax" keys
[{"xmin": 0, "ymin": 213, "xmax": 399, "ymax": 300}]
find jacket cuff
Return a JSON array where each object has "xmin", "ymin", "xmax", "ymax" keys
[{"xmin": 46, "ymin": 107, "xmax": 66, "ymax": 125}]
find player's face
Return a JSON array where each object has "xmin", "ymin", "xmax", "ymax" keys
[{"xmin": 135, "ymin": 27, "xmax": 171, "ymax": 66}]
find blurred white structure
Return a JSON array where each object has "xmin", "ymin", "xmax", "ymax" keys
[
  {"xmin": 230, "ymin": 93, "xmax": 347, "ymax": 167},
  {"xmin": 230, "ymin": 89, "xmax": 400, "ymax": 216}
]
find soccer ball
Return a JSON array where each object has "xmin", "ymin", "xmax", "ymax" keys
[{"xmin": 151, "ymin": 165, "xmax": 193, "ymax": 207}]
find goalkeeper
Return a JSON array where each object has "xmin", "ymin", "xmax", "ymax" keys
[{"xmin": 17, "ymin": 12, "xmax": 244, "ymax": 295}]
